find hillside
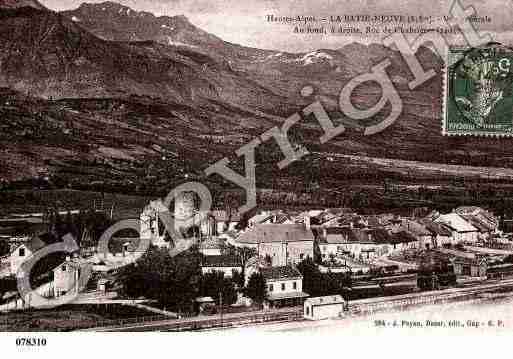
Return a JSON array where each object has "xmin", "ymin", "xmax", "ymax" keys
[
  {"xmin": 1, "ymin": 2, "xmax": 513, "ymax": 192},
  {"xmin": 61, "ymin": 1, "xmax": 274, "ymax": 62},
  {"xmin": 0, "ymin": 0, "xmax": 45, "ymax": 9},
  {"xmin": 0, "ymin": 6, "xmax": 292, "ymax": 112}
]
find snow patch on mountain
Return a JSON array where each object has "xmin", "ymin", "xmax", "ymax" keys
[
  {"xmin": 265, "ymin": 52, "xmax": 283, "ymax": 60},
  {"xmin": 297, "ymin": 51, "xmax": 333, "ymax": 65},
  {"xmin": 165, "ymin": 36, "xmax": 197, "ymax": 48}
]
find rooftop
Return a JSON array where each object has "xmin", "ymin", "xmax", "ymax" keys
[
  {"xmin": 304, "ymin": 295, "xmax": 345, "ymax": 306},
  {"xmin": 261, "ymin": 266, "xmax": 303, "ymax": 281},
  {"xmin": 324, "ymin": 227, "xmax": 400, "ymax": 245},
  {"xmin": 435, "ymin": 213, "xmax": 477, "ymax": 233},
  {"xmin": 237, "ymin": 224, "xmax": 314, "ymax": 244},
  {"xmin": 390, "ymin": 231, "xmax": 417, "ymax": 244},
  {"xmin": 419, "ymin": 219, "xmax": 453, "ymax": 237},
  {"xmin": 52, "ymin": 260, "xmax": 81, "ymax": 272},
  {"xmin": 202, "ymin": 255, "xmax": 242, "ymax": 268},
  {"xmin": 267, "ymin": 291, "xmax": 309, "ymax": 301},
  {"xmin": 198, "ymin": 237, "xmax": 225, "ymax": 250},
  {"xmin": 209, "ymin": 209, "xmax": 241, "ymax": 222},
  {"xmin": 13, "ymin": 236, "xmax": 46, "ymax": 254}
]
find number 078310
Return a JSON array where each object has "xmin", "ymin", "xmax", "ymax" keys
[{"xmin": 15, "ymin": 338, "xmax": 47, "ymax": 347}]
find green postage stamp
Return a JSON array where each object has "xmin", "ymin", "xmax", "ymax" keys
[{"xmin": 444, "ymin": 43, "xmax": 513, "ymax": 136}]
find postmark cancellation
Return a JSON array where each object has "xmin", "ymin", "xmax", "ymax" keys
[{"xmin": 443, "ymin": 43, "xmax": 513, "ymax": 137}]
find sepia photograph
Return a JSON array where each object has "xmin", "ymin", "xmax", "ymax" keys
[{"xmin": 0, "ymin": 1, "xmax": 513, "ymax": 354}]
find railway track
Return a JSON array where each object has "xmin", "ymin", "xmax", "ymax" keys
[
  {"xmin": 83, "ymin": 278, "xmax": 513, "ymax": 332},
  {"xmin": 347, "ymin": 278, "xmax": 513, "ymax": 315}
]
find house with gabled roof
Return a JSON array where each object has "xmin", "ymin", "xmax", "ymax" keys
[
  {"xmin": 434, "ymin": 213, "xmax": 479, "ymax": 244},
  {"xmin": 261, "ymin": 266, "xmax": 309, "ymax": 308},
  {"xmin": 455, "ymin": 206, "xmax": 497, "ymax": 227},
  {"xmin": 52, "ymin": 259, "xmax": 81, "ymax": 297},
  {"xmin": 318, "ymin": 227, "xmax": 416, "ymax": 261},
  {"xmin": 236, "ymin": 224, "xmax": 314, "ymax": 266},
  {"xmin": 9, "ymin": 236, "xmax": 46, "ymax": 276},
  {"xmin": 201, "ymin": 255, "xmax": 242, "ymax": 278},
  {"xmin": 454, "ymin": 207, "xmax": 497, "ymax": 242}
]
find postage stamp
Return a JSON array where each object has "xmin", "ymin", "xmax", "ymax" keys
[{"xmin": 444, "ymin": 43, "xmax": 513, "ymax": 136}]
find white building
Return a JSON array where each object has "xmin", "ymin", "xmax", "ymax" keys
[
  {"xmin": 52, "ymin": 259, "xmax": 81, "ymax": 297},
  {"xmin": 8, "ymin": 237, "xmax": 46, "ymax": 276},
  {"xmin": 201, "ymin": 255, "xmax": 242, "ymax": 278},
  {"xmin": 198, "ymin": 237, "xmax": 224, "ymax": 256},
  {"xmin": 319, "ymin": 227, "xmax": 416, "ymax": 261},
  {"xmin": 261, "ymin": 266, "xmax": 309, "ymax": 308},
  {"xmin": 236, "ymin": 224, "xmax": 314, "ymax": 266},
  {"xmin": 304, "ymin": 295, "xmax": 346, "ymax": 320},
  {"xmin": 434, "ymin": 213, "xmax": 479, "ymax": 244},
  {"xmin": 455, "ymin": 206, "xmax": 498, "ymax": 242}
]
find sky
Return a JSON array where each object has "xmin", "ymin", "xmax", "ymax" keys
[{"xmin": 40, "ymin": 0, "xmax": 513, "ymax": 52}]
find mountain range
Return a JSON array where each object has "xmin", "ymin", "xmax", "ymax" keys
[
  {"xmin": 0, "ymin": 0, "xmax": 45, "ymax": 9},
  {"xmin": 1, "ymin": 1, "xmax": 513, "ymax": 191}
]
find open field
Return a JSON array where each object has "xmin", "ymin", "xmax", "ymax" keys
[
  {"xmin": 329, "ymin": 153, "xmax": 513, "ymax": 181},
  {"xmin": 0, "ymin": 304, "xmax": 165, "ymax": 332},
  {"xmin": 0, "ymin": 189, "xmax": 153, "ymax": 219}
]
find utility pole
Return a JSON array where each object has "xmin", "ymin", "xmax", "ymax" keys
[{"xmin": 219, "ymin": 291, "xmax": 223, "ymax": 328}]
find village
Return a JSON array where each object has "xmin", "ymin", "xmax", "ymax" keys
[{"xmin": 1, "ymin": 193, "xmax": 513, "ymax": 329}]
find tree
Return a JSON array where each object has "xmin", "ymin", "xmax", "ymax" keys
[
  {"xmin": 64, "ymin": 210, "xmax": 79, "ymax": 240},
  {"xmin": 313, "ymin": 240, "xmax": 322, "ymax": 264},
  {"xmin": 200, "ymin": 271, "xmax": 237, "ymax": 306},
  {"xmin": 231, "ymin": 269, "xmax": 245, "ymax": 289},
  {"xmin": 264, "ymin": 254, "xmax": 272, "ymax": 266},
  {"xmin": 245, "ymin": 272, "xmax": 267, "ymax": 304},
  {"xmin": 79, "ymin": 209, "xmax": 115, "ymax": 248},
  {"xmin": 224, "ymin": 245, "xmax": 257, "ymax": 283},
  {"xmin": 297, "ymin": 258, "xmax": 351, "ymax": 297},
  {"xmin": 0, "ymin": 277, "xmax": 16, "ymax": 301},
  {"xmin": 0, "ymin": 239, "xmax": 10, "ymax": 257},
  {"xmin": 118, "ymin": 245, "xmax": 203, "ymax": 312},
  {"xmin": 297, "ymin": 258, "xmax": 324, "ymax": 297},
  {"xmin": 236, "ymin": 211, "xmax": 252, "ymax": 231}
]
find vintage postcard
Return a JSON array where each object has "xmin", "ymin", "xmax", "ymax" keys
[{"xmin": 1, "ymin": 0, "xmax": 513, "ymax": 355}]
